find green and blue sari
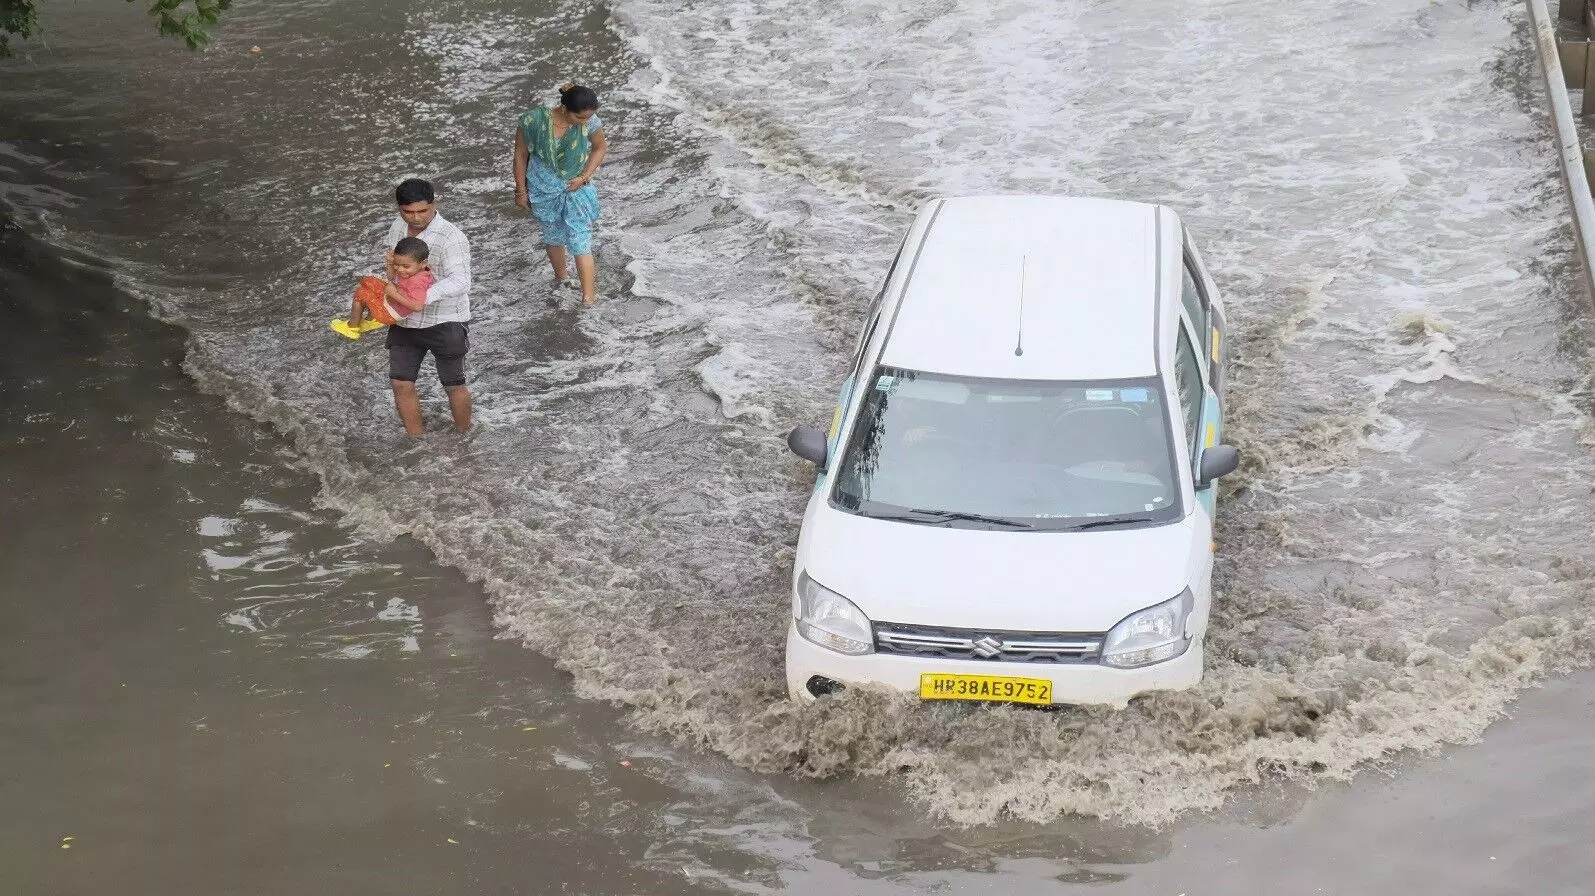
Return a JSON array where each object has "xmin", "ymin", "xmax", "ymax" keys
[{"xmin": 518, "ymin": 104, "xmax": 603, "ymax": 255}]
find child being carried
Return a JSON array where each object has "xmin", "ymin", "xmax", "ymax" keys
[{"xmin": 332, "ymin": 236, "xmax": 434, "ymax": 339}]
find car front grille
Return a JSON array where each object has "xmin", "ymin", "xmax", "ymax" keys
[{"xmin": 873, "ymin": 622, "xmax": 1103, "ymax": 664}]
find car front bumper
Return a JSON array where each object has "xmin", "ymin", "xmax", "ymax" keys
[{"xmin": 784, "ymin": 622, "xmax": 1203, "ymax": 708}]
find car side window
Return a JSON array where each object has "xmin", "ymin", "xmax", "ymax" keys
[
  {"xmin": 1180, "ymin": 262, "xmax": 1206, "ymax": 334},
  {"xmin": 1174, "ymin": 328, "xmax": 1204, "ymax": 455},
  {"xmin": 849, "ymin": 244, "xmax": 901, "ymax": 377}
]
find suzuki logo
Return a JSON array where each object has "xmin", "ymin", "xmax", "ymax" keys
[{"xmin": 971, "ymin": 636, "xmax": 1004, "ymax": 658}]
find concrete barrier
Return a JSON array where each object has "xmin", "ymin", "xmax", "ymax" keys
[{"xmin": 1528, "ymin": 0, "xmax": 1595, "ymax": 295}]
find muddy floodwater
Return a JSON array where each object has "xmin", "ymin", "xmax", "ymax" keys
[{"xmin": 4, "ymin": 0, "xmax": 1595, "ymax": 892}]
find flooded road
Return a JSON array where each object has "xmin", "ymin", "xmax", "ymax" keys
[
  {"xmin": 5, "ymin": 0, "xmax": 1595, "ymax": 891},
  {"xmin": 0, "ymin": 220, "xmax": 724, "ymax": 894},
  {"xmin": 7, "ymin": 214, "xmax": 1595, "ymax": 894}
]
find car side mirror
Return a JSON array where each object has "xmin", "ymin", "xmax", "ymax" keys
[
  {"xmin": 787, "ymin": 424, "xmax": 829, "ymax": 468},
  {"xmin": 1196, "ymin": 444, "xmax": 1239, "ymax": 488}
]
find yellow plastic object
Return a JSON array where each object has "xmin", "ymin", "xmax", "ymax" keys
[{"xmin": 330, "ymin": 318, "xmax": 363, "ymax": 339}]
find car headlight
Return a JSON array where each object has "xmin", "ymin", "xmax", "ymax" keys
[
  {"xmin": 1101, "ymin": 590, "xmax": 1193, "ymax": 669},
  {"xmin": 795, "ymin": 572, "xmax": 874, "ymax": 656}
]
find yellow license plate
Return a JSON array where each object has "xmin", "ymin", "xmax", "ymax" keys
[{"xmin": 919, "ymin": 673, "xmax": 1053, "ymax": 705}]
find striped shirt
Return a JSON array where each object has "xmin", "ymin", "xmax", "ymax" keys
[{"xmin": 382, "ymin": 213, "xmax": 471, "ymax": 327}]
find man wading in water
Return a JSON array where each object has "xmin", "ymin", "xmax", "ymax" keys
[{"xmin": 382, "ymin": 178, "xmax": 473, "ymax": 435}]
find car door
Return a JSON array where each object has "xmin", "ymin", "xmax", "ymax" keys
[
  {"xmin": 1183, "ymin": 234, "xmax": 1227, "ymax": 400},
  {"xmin": 1173, "ymin": 302, "xmax": 1219, "ymax": 630},
  {"xmin": 1174, "ymin": 307, "xmax": 1222, "ymax": 517},
  {"xmin": 1179, "ymin": 239, "xmax": 1226, "ymax": 508}
]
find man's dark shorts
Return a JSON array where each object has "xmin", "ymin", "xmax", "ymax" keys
[{"xmin": 386, "ymin": 321, "xmax": 469, "ymax": 387}]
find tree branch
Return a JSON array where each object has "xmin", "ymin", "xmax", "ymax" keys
[{"xmin": 0, "ymin": 0, "xmax": 233, "ymax": 58}]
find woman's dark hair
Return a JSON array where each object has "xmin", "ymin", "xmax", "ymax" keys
[
  {"xmin": 393, "ymin": 236, "xmax": 430, "ymax": 262},
  {"xmin": 558, "ymin": 83, "xmax": 599, "ymax": 114},
  {"xmin": 394, "ymin": 178, "xmax": 435, "ymax": 205}
]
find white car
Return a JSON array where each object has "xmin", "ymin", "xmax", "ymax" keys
[{"xmin": 784, "ymin": 195, "xmax": 1237, "ymax": 708}]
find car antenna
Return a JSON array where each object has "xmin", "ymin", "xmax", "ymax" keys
[{"xmin": 1014, "ymin": 255, "xmax": 1027, "ymax": 357}]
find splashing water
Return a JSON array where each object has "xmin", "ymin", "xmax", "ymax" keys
[{"xmin": 3, "ymin": 0, "xmax": 1594, "ymax": 827}]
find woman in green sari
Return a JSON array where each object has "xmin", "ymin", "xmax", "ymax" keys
[{"xmin": 513, "ymin": 84, "xmax": 608, "ymax": 306}]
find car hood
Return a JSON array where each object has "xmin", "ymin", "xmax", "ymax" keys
[{"xmin": 801, "ymin": 506, "xmax": 1198, "ymax": 633}]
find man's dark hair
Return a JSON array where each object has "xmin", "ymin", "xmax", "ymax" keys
[
  {"xmin": 393, "ymin": 236, "xmax": 430, "ymax": 262},
  {"xmin": 395, "ymin": 178, "xmax": 435, "ymax": 206}
]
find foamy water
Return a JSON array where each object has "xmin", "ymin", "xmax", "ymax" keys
[
  {"xmin": 4, "ymin": 0, "xmax": 1593, "ymax": 829},
  {"xmin": 594, "ymin": 0, "xmax": 1595, "ymax": 823}
]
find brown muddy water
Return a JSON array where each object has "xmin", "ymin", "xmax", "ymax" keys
[{"xmin": 5, "ymin": 0, "xmax": 1595, "ymax": 892}]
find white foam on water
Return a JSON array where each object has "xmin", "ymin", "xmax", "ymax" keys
[
  {"xmin": 376, "ymin": 596, "xmax": 421, "ymax": 623},
  {"xmin": 224, "ymin": 611, "xmax": 263, "ymax": 633},
  {"xmin": 197, "ymin": 516, "xmax": 236, "ymax": 537},
  {"xmin": 552, "ymin": 750, "xmax": 595, "ymax": 772}
]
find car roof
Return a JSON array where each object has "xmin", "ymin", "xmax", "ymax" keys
[{"xmin": 879, "ymin": 195, "xmax": 1167, "ymax": 381}]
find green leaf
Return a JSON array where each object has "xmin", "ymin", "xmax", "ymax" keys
[
  {"xmin": 1, "ymin": 0, "xmax": 228, "ymax": 57},
  {"xmin": 131, "ymin": 0, "xmax": 227, "ymax": 49},
  {"xmin": 0, "ymin": 0, "xmax": 42, "ymax": 59}
]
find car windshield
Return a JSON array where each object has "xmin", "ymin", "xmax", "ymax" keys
[{"xmin": 831, "ymin": 367, "xmax": 1183, "ymax": 530}]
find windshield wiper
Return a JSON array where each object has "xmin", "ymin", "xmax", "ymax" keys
[
  {"xmin": 867, "ymin": 508, "xmax": 1034, "ymax": 529},
  {"xmin": 1069, "ymin": 516, "xmax": 1156, "ymax": 531}
]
